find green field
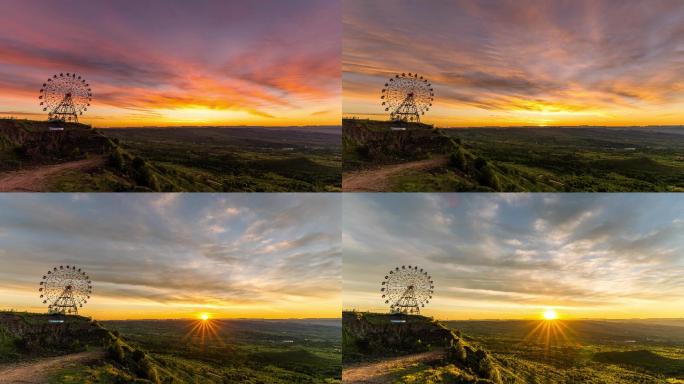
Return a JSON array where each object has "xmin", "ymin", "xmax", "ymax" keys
[
  {"xmin": 66, "ymin": 126, "xmax": 342, "ymax": 192},
  {"xmin": 438, "ymin": 126, "xmax": 684, "ymax": 192},
  {"xmin": 445, "ymin": 319, "xmax": 684, "ymax": 383},
  {"xmin": 50, "ymin": 318, "xmax": 342, "ymax": 383}
]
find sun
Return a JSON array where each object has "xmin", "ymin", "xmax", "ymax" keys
[
  {"xmin": 199, "ymin": 313, "xmax": 210, "ymax": 321},
  {"xmin": 543, "ymin": 308, "xmax": 558, "ymax": 320}
]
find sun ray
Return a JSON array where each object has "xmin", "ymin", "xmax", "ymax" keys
[
  {"xmin": 520, "ymin": 308, "xmax": 576, "ymax": 359},
  {"xmin": 182, "ymin": 314, "xmax": 224, "ymax": 350}
]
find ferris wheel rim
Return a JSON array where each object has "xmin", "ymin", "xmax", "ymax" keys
[
  {"xmin": 38, "ymin": 265, "xmax": 92, "ymax": 309},
  {"xmin": 380, "ymin": 72, "xmax": 434, "ymax": 122},
  {"xmin": 38, "ymin": 72, "xmax": 93, "ymax": 120},
  {"xmin": 380, "ymin": 265, "xmax": 434, "ymax": 311}
]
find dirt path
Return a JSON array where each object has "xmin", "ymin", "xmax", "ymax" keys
[
  {"xmin": 0, "ymin": 156, "xmax": 105, "ymax": 192},
  {"xmin": 343, "ymin": 349, "xmax": 444, "ymax": 384},
  {"xmin": 0, "ymin": 350, "xmax": 104, "ymax": 383},
  {"xmin": 343, "ymin": 156, "xmax": 449, "ymax": 192}
]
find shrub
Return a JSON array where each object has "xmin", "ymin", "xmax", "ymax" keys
[
  {"xmin": 474, "ymin": 157, "xmax": 487, "ymax": 169},
  {"xmin": 109, "ymin": 148, "xmax": 125, "ymax": 170},
  {"xmin": 479, "ymin": 165, "xmax": 501, "ymax": 191},
  {"xmin": 108, "ymin": 340, "xmax": 125, "ymax": 363},
  {"xmin": 132, "ymin": 162, "xmax": 161, "ymax": 191},
  {"xmin": 131, "ymin": 349, "xmax": 145, "ymax": 362},
  {"xmin": 477, "ymin": 355, "xmax": 501, "ymax": 383},
  {"xmin": 138, "ymin": 358, "xmax": 160, "ymax": 384},
  {"xmin": 447, "ymin": 339, "xmax": 467, "ymax": 364},
  {"xmin": 450, "ymin": 147, "xmax": 467, "ymax": 171}
]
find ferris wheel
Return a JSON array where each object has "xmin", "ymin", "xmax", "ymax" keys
[{"xmin": 380, "ymin": 265, "xmax": 434, "ymax": 314}]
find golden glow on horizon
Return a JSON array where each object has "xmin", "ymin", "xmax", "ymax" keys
[
  {"xmin": 543, "ymin": 308, "xmax": 558, "ymax": 320},
  {"xmin": 1, "ymin": 97, "xmax": 341, "ymax": 128},
  {"xmin": 199, "ymin": 313, "xmax": 210, "ymax": 321},
  {"xmin": 343, "ymin": 88, "xmax": 684, "ymax": 127},
  {"xmin": 0, "ymin": 290, "xmax": 342, "ymax": 320}
]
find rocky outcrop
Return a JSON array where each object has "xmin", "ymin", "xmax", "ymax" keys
[
  {"xmin": 343, "ymin": 119, "xmax": 455, "ymax": 166},
  {"xmin": 343, "ymin": 311, "xmax": 456, "ymax": 358},
  {"xmin": 0, "ymin": 119, "xmax": 113, "ymax": 166},
  {"xmin": 343, "ymin": 311, "xmax": 504, "ymax": 383},
  {"xmin": 0, "ymin": 312, "xmax": 110, "ymax": 357}
]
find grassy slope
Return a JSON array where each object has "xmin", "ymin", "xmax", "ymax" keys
[
  {"xmin": 64, "ymin": 318, "xmax": 343, "ymax": 384},
  {"xmin": 447, "ymin": 319, "xmax": 684, "ymax": 383},
  {"xmin": 97, "ymin": 127, "xmax": 342, "ymax": 192},
  {"xmin": 445, "ymin": 126, "xmax": 684, "ymax": 192}
]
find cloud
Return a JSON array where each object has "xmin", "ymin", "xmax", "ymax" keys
[
  {"xmin": 0, "ymin": 0, "xmax": 341, "ymax": 126},
  {"xmin": 0, "ymin": 194, "xmax": 341, "ymax": 315},
  {"xmin": 343, "ymin": 194, "xmax": 684, "ymax": 317},
  {"xmin": 343, "ymin": 0, "xmax": 684, "ymax": 126}
]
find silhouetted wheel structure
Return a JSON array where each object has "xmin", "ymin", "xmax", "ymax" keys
[
  {"xmin": 38, "ymin": 265, "xmax": 92, "ymax": 315},
  {"xmin": 381, "ymin": 73, "xmax": 434, "ymax": 122},
  {"xmin": 380, "ymin": 265, "xmax": 434, "ymax": 314},
  {"xmin": 39, "ymin": 72, "xmax": 92, "ymax": 122}
]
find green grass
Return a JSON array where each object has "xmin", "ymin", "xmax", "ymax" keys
[
  {"xmin": 50, "ymin": 363, "xmax": 137, "ymax": 384},
  {"xmin": 594, "ymin": 350, "xmax": 684, "ymax": 376},
  {"xmin": 96, "ymin": 319, "xmax": 342, "ymax": 383},
  {"xmin": 89, "ymin": 127, "xmax": 342, "ymax": 192},
  {"xmin": 444, "ymin": 319, "xmax": 684, "ymax": 383}
]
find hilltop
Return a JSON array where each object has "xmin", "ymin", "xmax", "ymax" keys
[
  {"xmin": 0, "ymin": 311, "xmax": 164, "ymax": 383},
  {"xmin": 342, "ymin": 119, "xmax": 544, "ymax": 192},
  {"xmin": 342, "ymin": 311, "xmax": 517, "ymax": 383},
  {"xmin": 0, "ymin": 119, "xmax": 112, "ymax": 170},
  {"xmin": 0, "ymin": 119, "xmax": 173, "ymax": 192}
]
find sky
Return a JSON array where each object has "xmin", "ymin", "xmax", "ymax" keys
[
  {"xmin": 343, "ymin": 193, "xmax": 684, "ymax": 320},
  {"xmin": 343, "ymin": 0, "xmax": 684, "ymax": 127},
  {"xmin": 0, "ymin": 0, "xmax": 340, "ymax": 127},
  {"xmin": 0, "ymin": 194, "xmax": 341, "ymax": 320}
]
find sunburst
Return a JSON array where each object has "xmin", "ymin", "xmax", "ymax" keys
[
  {"xmin": 182, "ymin": 313, "xmax": 223, "ymax": 350},
  {"xmin": 521, "ymin": 308, "xmax": 577, "ymax": 357},
  {"xmin": 543, "ymin": 308, "xmax": 558, "ymax": 320}
]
